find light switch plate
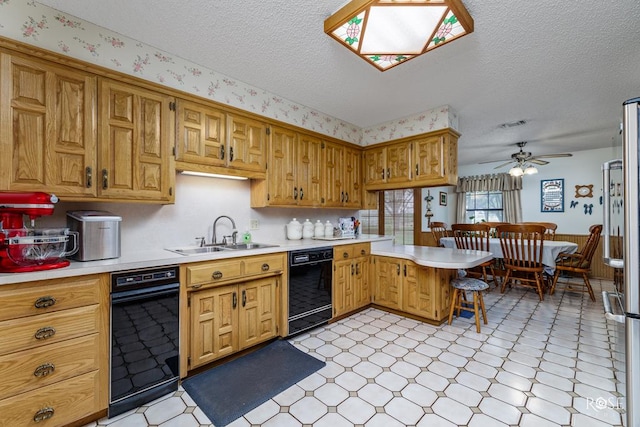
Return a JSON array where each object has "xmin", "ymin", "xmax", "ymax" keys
[{"xmin": 250, "ymin": 219, "xmax": 259, "ymax": 230}]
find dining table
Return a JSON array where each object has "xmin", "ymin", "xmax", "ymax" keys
[{"xmin": 439, "ymin": 237, "xmax": 579, "ymax": 275}]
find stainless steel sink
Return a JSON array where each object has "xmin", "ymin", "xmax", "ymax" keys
[{"xmin": 165, "ymin": 242, "xmax": 278, "ymax": 255}]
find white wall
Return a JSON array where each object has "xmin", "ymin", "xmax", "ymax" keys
[
  {"xmin": 38, "ymin": 174, "xmax": 358, "ymax": 253},
  {"xmin": 457, "ymin": 145, "xmax": 623, "ymax": 234},
  {"xmin": 421, "ymin": 186, "xmax": 457, "ymax": 231}
]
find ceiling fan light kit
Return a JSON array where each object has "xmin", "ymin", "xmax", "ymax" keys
[
  {"xmin": 324, "ymin": 0, "xmax": 474, "ymax": 71},
  {"xmin": 482, "ymin": 141, "xmax": 572, "ymax": 177}
]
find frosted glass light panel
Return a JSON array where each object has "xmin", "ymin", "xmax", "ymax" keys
[{"xmin": 325, "ymin": 0, "xmax": 474, "ymax": 71}]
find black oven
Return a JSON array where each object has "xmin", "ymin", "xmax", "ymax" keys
[
  {"xmin": 109, "ymin": 266, "xmax": 180, "ymax": 418},
  {"xmin": 288, "ymin": 247, "xmax": 333, "ymax": 336}
]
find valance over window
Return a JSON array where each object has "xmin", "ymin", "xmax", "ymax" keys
[{"xmin": 455, "ymin": 173, "xmax": 522, "ymax": 223}]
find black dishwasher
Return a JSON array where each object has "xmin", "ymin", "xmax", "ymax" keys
[
  {"xmin": 288, "ymin": 247, "xmax": 333, "ymax": 336},
  {"xmin": 109, "ymin": 266, "xmax": 180, "ymax": 417}
]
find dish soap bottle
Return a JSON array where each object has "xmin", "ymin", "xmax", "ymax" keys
[{"xmin": 242, "ymin": 227, "xmax": 252, "ymax": 243}]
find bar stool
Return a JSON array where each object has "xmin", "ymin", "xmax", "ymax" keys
[{"xmin": 448, "ymin": 276, "xmax": 488, "ymax": 333}]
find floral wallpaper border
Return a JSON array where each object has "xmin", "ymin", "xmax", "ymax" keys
[{"xmin": 0, "ymin": 1, "xmax": 458, "ymax": 146}]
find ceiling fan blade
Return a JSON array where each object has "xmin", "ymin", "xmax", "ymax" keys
[
  {"xmin": 479, "ymin": 158, "xmax": 512, "ymax": 165},
  {"xmin": 493, "ymin": 160, "xmax": 515, "ymax": 169},
  {"xmin": 532, "ymin": 153, "xmax": 573, "ymax": 159},
  {"xmin": 529, "ymin": 158, "xmax": 549, "ymax": 165}
]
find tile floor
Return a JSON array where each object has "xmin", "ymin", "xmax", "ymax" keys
[{"xmin": 86, "ymin": 278, "xmax": 626, "ymax": 427}]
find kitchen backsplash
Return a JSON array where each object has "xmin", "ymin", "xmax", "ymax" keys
[{"xmin": 37, "ymin": 174, "xmax": 358, "ymax": 254}]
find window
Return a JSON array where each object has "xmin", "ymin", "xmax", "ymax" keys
[
  {"xmin": 466, "ymin": 191, "xmax": 503, "ymax": 223},
  {"xmin": 360, "ymin": 189, "xmax": 414, "ymax": 245}
]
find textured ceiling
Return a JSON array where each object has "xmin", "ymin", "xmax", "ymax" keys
[{"xmin": 36, "ymin": 0, "xmax": 640, "ymax": 166}]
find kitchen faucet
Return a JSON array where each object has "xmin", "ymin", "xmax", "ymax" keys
[{"xmin": 212, "ymin": 215, "xmax": 237, "ymax": 245}]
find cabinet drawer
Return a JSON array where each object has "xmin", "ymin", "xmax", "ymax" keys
[
  {"xmin": 0, "ymin": 334, "xmax": 100, "ymax": 400},
  {"xmin": 0, "ymin": 275, "xmax": 103, "ymax": 322},
  {"xmin": 186, "ymin": 259, "xmax": 243, "ymax": 287},
  {"xmin": 334, "ymin": 243, "xmax": 370, "ymax": 260},
  {"xmin": 0, "ymin": 370, "xmax": 101, "ymax": 427},
  {"xmin": 243, "ymin": 254, "xmax": 285, "ymax": 276},
  {"xmin": 0, "ymin": 305, "xmax": 100, "ymax": 356}
]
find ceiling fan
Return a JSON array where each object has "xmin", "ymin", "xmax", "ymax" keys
[{"xmin": 481, "ymin": 141, "xmax": 573, "ymax": 170}]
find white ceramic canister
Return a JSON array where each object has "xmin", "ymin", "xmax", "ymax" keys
[
  {"xmin": 314, "ymin": 220, "xmax": 324, "ymax": 238},
  {"xmin": 302, "ymin": 219, "xmax": 314, "ymax": 239},
  {"xmin": 324, "ymin": 220, "xmax": 334, "ymax": 238},
  {"xmin": 286, "ymin": 218, "xmax": 303, "ymax": 240}
]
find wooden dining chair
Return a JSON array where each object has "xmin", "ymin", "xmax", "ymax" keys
[
  {"xmin": 550, "ymin": 224, "xmax": 602, "ymax": 301},
  {"xmin": 520, "ymin": 222, "xmax": 557, "ymax": 240},
  {"xmin": 430, "ymin": 222, "xmax": 448, "ymax": 247},
  {"xmin": 496, "ymin": 224, "xmax": 547, "ymax": 300},
  {"xmin": 451, "ymin": 223, "xmax": 497, "ymax": 287},
  {"xmin": 483, "ymin": 222, "xmax": 510, "ymax": 236}
]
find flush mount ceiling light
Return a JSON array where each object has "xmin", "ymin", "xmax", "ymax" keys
[{"xmin": 324, "ymin": 0, "xmax": 474, "ymax": 71}]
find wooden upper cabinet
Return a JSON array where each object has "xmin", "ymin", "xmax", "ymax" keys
[
  {"xmin": 363, "ymin": 128, "xmax": 459, "ymax": 191},
  {"xmin": 266, "ymin": 125, "xmax": 297, "ymax": 206},
  {"xmin": 227, "ymin": 114, "xmax": 266, "ymax": 173},
  {"xmin": 0, "ymin": 53, "xmax": 97, "ymax": 196},
  {"xmin": 98, "ymin": 78, "xmax": 174, "ymax": 203},
  {"xmin": 175, "ymin": 99, "xmax": 225, "ymax": 167},
  {"xmin": 322, "ymin": 141, "xmax": 344, "ymax": 207},
  {"xmin": 251, "ymin": 126, "xmax": 324, "ymax": 208},
  {"xmin": 297, "ymin": 133, "xmax": 323, "ymax": 207},
  {"xmin": 343, "ymin": 146, "xmax": 363, "ymax": 208}
]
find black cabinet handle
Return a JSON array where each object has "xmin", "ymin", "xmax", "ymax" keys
[
  {"xmin": 233, "ymin": 292, "xmax": 237, "ymax": 308},
  {"xmin": 261, "ymin": 263, "xmax": 270, "ymax": 271},
  {"xmin": 242, "ymin": 290, "xmax": 246, "ymax": 307},
  {"xmin": 229, "ymin": 146, "xmax": 234, "ymax": 161},
  {"xmin": 396, "ymin": 264, "xmax": 401, "ymax": 275},
  {"xmin": 351, "ymin": 264, "xmax": 355, "ymax": 275},
  {"xmin": 220, "ymin": 145, "xmax": 225, "ymax": 160},
  {"xmin": 102, "ymin": 169, "xmax": 108, "ymax": 189},
  {"xmin": 300, "ymin": 188, "xmax": 304, "ymax": 200},
  {"xmin": 294, "ymin": 187, "xmax": 298, "ymax": 200},
  {"xmin": 212, "ymin": 271, "xmax": 223, "ymax": 280},
  {"xmin": 86, "ymin": 166, "xmax": 92, "ymax": 188}
]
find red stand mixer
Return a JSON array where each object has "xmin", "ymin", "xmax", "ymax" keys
[{"xmin": 0, "ymin": 192, "xmax": 78, "ymax": 272}]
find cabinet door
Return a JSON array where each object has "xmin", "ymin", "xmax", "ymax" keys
[
  {"xmin": 343, "ymin": 146, "xmax": 363, "ymax": 208},
  {"xmin": 363, "ymin": 146, "xmax": 386, "ymax": 186},
  {"xmin": 227, "ymin": 114, "xmax": 266, "ymax": 172},
  {"xmin": 354, "ymin": 257, "xmax": 370, "ymax": 309},
  {"xmin": 238, "ymin": 277, "xmax": 278, "ymax": 350},
  {"xmin": 267, "ymin": 126, "xmax": 297, "ymax": 206},
  {"xmin": 386, "ymin": 142, "xmax": 412, "ymax": 184},
  {"xmin": 373, "ymin": 257, "xmax": 402, "ymax": 310},
  {"xmin": 175, "ymin": 99, "xmax": 225, "ymax": 167},
  {"xmin": 413, "ymin": 135, "xmax": 444, "ymax": 184},
  {"xmin": 297, "ymin": 133, "xmax": 323, "ymax": 207},
  {"xmin": 0, "ymin": 53, "xmax": 96, "ymax": 196},
  {"xmin": 98, "ymin": 79, "xmax": 174, "ymax": 202},
  {"xmin": 190, "ymin": 286, "xmax": 238, "ymax": 368},
  {"xmin": 322, "ymin": 141, "xmax": 344, "ymax": 207},
  {"xmin": 333, "ymin": 259, "xmax": 354, "ymax": 317},
  {"xmin": 402, "ymin": 262, "xmax": 435, "ymax": 318}
]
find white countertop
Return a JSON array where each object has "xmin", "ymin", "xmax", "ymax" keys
[
  {"xmin": 371, "ymin": 244, "xmax": 493, "ymax": 269},
  {"xmin": 0, "ymin": 235, "xmax": 393, "ymax": 285}
]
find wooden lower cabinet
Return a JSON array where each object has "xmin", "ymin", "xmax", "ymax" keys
[
  {"xmin": 372, "ymin": 256, "xmax": 455, "ymax": 323},
  {"xmin": 0, "ymin": 274, "xmax": 109, "ymax": 427},
  {"xmin": 333, "ymin": 243, "xmax": 370, "ymax": 317},
  {"xmin": 190, "ymin": 276, "xmax": 279, "ymax": 369}
]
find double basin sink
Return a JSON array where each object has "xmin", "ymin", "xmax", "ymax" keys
[{"xmin": 166, "ymin": 242, "xmax": 278, "ymax": 256}]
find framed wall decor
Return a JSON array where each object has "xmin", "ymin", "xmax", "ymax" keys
[
  {"xmin": 439, "ymin": 192, "xmax": 447, "ymax": 206},
  {"xmin": 541, "ymin": 179, "xmax": 564, "ymax": 212}
]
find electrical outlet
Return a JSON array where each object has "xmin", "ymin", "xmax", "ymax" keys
[{"xmin": 250, "ymin": 219, "xmax": 259, "ymax": 230}]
